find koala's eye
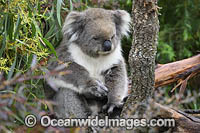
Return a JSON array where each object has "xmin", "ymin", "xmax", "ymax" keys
[
  {"xmin": 111, "ymin": 34, "xmax": 115, "ymax": 40},
  {"xmin": 92, "ymin": 37, "xmax": 98, "ymax": 40}
]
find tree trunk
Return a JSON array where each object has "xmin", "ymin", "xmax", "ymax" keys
[{"xmin": 121, "ymin": 0, "xmax": 159, "ymax": 118}]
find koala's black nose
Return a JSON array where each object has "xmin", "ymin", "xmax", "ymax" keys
[{"xmin": 103, "ymin": 40, "xmax": 112, "ymax": 52}]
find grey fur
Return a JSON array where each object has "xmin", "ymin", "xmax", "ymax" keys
[{"xmin": 45, "ymin": 8, "xmax": 131, "ymax": 118}]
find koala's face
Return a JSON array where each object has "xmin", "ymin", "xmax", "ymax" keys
[{"xmin": 63, "ymin": 8, "xmax": 131, "ymax": 57}]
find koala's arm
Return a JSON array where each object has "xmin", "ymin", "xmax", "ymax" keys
[
  {"xmin": 104, "ymin": 59, "xmax": 128, "ymax": 113},
  {"xmin": 46, "ymin": 61, "xmax": 108, "ymax": 98}
]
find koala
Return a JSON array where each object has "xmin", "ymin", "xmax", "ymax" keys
[{"xmin": 44, "ymin": 8, "xmax": 131, "ymax": 118}]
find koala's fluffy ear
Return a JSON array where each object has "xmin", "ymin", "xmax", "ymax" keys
[
  {"xmin": 112, "ymin": 10, "xmax": 131, "ymax": 37},
  {"xmin": 62, "ymin": 11, "xmax": 85, "ymax": 42}
]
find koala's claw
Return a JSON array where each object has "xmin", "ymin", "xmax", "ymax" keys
[
  {"xmin": 92, "ymin": 85, "xmax": 108, "ymax": 97},
  {"xmin": 95, "ymin": 80, "xmax": 108, "ymax": 92},
  {"xmin": 107, "ymin": 104, "xmax": 115, "ymax": 114},
  {"xmin": 83, "ymin": 80, "xmax": 108, "ymax": 98},
  {"xmin": 102, "ymin": 102, "xmax": 123, "ymax": 115},
  {"xmin": 90, "ymin": 80, "xmax": 108, "ymax": 97},
  {"xmin": 102, "ymin": 103, "xmax": 115, "ymax": 115}
]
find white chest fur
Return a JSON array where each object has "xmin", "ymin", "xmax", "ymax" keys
[{"xmin": 68, "ymin": 43, "xmax": 122, "ymax": 82}]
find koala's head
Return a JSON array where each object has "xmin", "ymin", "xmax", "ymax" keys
[{"xmin": 63, "ymin": 8, "xmax": 131, "ymax": 57}]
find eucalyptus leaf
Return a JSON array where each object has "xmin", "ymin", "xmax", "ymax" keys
[
  {"xmin": 56, "ymin": 0, "xmax": 63, "ymax": 27},
  {"xmin": 41, "ymin": 37, "xmax": 57, "ymax": 58}
]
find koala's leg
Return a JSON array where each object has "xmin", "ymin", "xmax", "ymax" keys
[
  {"xmin": 103, "ymin": 60, "xmax": 128, "ymax": 116},
  {"xmin": 54, "ymin": 88, "xmax": 90, "ymax": 118}
]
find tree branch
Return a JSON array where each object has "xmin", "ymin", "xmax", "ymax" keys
[{"xmin": 155, "ymin": 54, "xmax": 200, "ymax": 88}]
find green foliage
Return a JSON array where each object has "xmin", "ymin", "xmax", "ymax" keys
[
  {"xmin": 0, "ymin": 0, "xmax": 64, "ymax": 131},
  {"xmin": 158, "ymin": 0, "xmax": 200, "ymax": 62},
  {"xmin": 0, "ymin": 0, "xmax": 62, "ymax": 74},
  {"xmin": 157, "ymin": 40, "xmax": 175, "ymax": 64}
]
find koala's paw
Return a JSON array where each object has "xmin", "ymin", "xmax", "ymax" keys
[
  {"xmin": 83, "ymin": 80, "xmax": 108, "ymax": 98},
  {"xmin": 102, "ymin": 102, "xmax": 123, "ymax": 115}
]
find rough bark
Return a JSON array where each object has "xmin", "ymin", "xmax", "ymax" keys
[{"xmin": 121, "ymin": 0, "xmax": 159, "ymax": 118}]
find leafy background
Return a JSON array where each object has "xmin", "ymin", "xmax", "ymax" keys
[{"xmin": 0, "ymin": 0, "xmax": 199, "ymax": 132}]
